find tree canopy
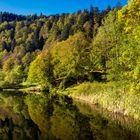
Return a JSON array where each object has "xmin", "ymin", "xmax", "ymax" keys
[{"xmin": 0, "ymin": 1, "xmax": 140, "ymax": 93}]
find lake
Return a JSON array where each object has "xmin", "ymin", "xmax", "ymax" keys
[{"xmin": 0, "ymin": 91, "xmax": 140, "ymax": 140}]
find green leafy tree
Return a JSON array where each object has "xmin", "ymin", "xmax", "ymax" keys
[
  {"xmin": 51, "ymin": 32, "xmax": 91, "ymax": 87},
  {"xmin": 28, "ymin": 50, "xmax": 53, "ymax": 90},
  {"xmin": 3, "ymin": 57, "xmax": 24, "ymax": 84},
  {"xmin": 92, "ymin": 10, "xmax": 122, "ymax": 80},
  {"xmin": 116, "ymin": 0, "xmax": 140, "ymax": 92}
]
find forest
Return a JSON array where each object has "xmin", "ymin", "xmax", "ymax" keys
[{"xmin": 0, "ymin": 0, "xmax": 139, "ymax": 95}]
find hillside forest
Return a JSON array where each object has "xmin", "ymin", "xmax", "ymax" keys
[{"xmin": 0, "ymin": 0, "xmax": 139, "ymax": 93}]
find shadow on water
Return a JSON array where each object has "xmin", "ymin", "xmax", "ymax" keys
[{"xmin": 0, "ymin": 91, "xmax": 140, "ymax": 140}]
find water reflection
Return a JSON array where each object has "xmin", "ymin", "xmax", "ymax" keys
[{"xmin": 0, "ymin": 91, "xmax": 139, "ymax": 140}]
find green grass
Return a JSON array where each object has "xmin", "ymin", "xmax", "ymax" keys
[{"xmin": 62, "ymin": 81, "xmax": 140, "ymax": 120}]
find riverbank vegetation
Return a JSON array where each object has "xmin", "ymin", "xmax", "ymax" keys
[
  {"xmin": 0, "ymin": 0, "xmax": 140, "ymax": 117},
  {"xmin": 63, "ymin": 82, "xmax": 140, "ymax": 119}
]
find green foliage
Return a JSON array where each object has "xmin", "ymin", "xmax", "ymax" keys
[
  {"xmin": 117, "ymin": 1, "xmax": 140, "ymax": 92},
  {"xmin": 118, "ymin": 0, "xmax": 140, "ymax": 33},
  {"xmin": 51, "ymin": 32, "xmax": 91, "ymax": 87},
  {"xmin": 28, "ymin": 50, "xmax": 53, "ymax": 89},
  {"xmin": 0, "ymin": 1, "xmax": 139, "ymax": 95},
  {"xmin": 90, "ymin": 1, "xmax": 140, "ymax": 94},
  {"xmin": 92, "ymin": 9, "xmax": 123, "ymax": 80},
  {"xmin": 0, "ymin": 8, "xmax": 108, "ymax": 88},
  {"xmin": 2, "ymin": 57, "xmax": 22, "ymax": 84}
]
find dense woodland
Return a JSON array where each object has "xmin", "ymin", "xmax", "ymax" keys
[{"xmin": 0, "ymin": 0, "xmax": 139, "ymax": 93}]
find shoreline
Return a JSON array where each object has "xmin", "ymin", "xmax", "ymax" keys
[
  {"xmin": 1, "ymin": 86, "xmax": 42, "ymax": 93},
  {"xmin": 60, "ymin": 82, "xmax": 140, "ymax": 121},
  {"xmin": 1, "ymin": 81, "xmax": 140, "ymax": 121},
  {"xmin": 70, "ymin": 95, "xmax": 128, "ymax": 117}
]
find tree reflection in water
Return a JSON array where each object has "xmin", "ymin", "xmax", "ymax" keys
[{"xmin": 0, "ymin": 91, "xmax": 139, "ymax": 140}]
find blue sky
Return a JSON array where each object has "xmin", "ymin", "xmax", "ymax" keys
[{"xmin": 0, "ymin": 0, "xmax": 128, "ymax": 15}]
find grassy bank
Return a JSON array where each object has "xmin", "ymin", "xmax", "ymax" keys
[{"xmin": 61, "ymin": 82, "xmax": 140, "ymax": 120}]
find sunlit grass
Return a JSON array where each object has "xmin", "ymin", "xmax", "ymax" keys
[{"xmin": 64, "ymin": 82, "xmax": 140, "ymax": 120}]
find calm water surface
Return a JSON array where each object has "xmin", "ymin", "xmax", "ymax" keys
[{"xmin": 0, "ymin": 91, "xmax": 140, "ymax": 140}]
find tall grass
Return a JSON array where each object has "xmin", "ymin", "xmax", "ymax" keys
[{"xmin": 65, "ymin": 82, "xmax": 140, "ymax": 119}]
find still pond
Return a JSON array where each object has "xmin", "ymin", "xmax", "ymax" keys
[{"xmin": 0, "ymin": 91, "xmax": 140, "ymax": 140}]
